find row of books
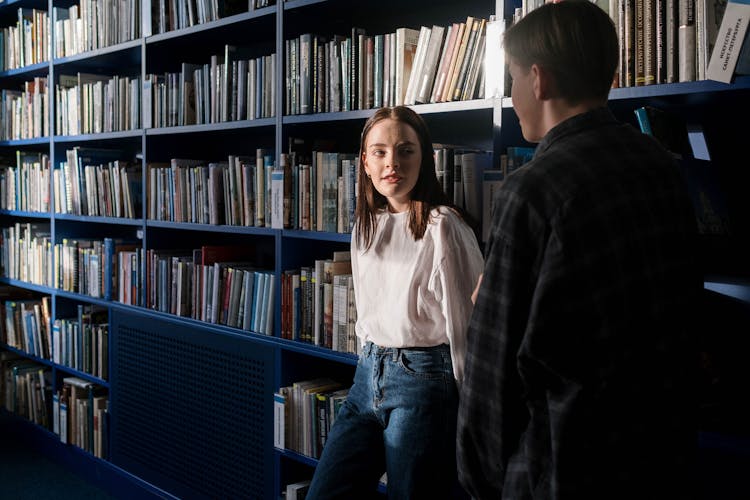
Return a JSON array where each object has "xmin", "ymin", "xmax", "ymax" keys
[
  {"xmin": 285, "ymin": 151, "xmax": 357, "ymax": 233},
  {"xmin": 0, "ymin": 227, "xmax": 138, "ymax": 302},
  {"xmin": 146, "ymin": 0, "xmax": 270, "ymax": 35},
  {"xmin": 285, "ymin": 15, "xmax": 489, "ymax": 116},
  {"xmin": 0, "ymin": 78, "xmax": 50, "ymax": 141},
  {"xmin": 0, "ymin": 151, "xmax": 50, "ymax": 213},
  {"xmin": 53, "ymin": 305, "xmax": 109, "ymax": 381},
  {"xmin": 145, "ymin": 148, "xmax": 359, "ymax": 233},
  {"xmin": 0, "ymin": 8, "xmax": 49, "ymax": 71},
  {"xmin": 56, "ymin": 73, "xmax": 141, "ymax": 136},
  {"xmin": 0, "ymin": 353, "xmax": 109, "ymax": 458},
  {"xmin": 479, "ymin": 146, "xmax": 536, "ymax": 241},
  {"xmin": 52, "ymin": 0, "xmax": 141, "ymax": 60},
  {"xmin": 0, "ymin": 231, "xmax": 278, "ymax": 336},
  {"xmin": 0, "ymin": 145, "xmax": 503, "ymax": 245},
  {"xmin": 53, "ymin": 376, "xmax": 109, "ymax": 459},
  {"xmin": 513, "ymin": 0, "xmax": 724, "ymax": 86},
  {"xmin": 0, "ymin": 295, "xmax": 108, "ymax": 381},
  {"xmin": 433, "ymin": 147, "xmax": 493, "ymax": 225},
  {"xmin": 0, "ymin": 222, "xmax": 51, "ymax": 287},
  {"xmin": 1, "ymin": 354, "xmax": 52, "ymax": 430},
  {"xmin": 607, "ymin": 0, "xmax": 726, "ymax": 85},
  {"xmin": 143, "ymin": 50, "xmax": 276, "ymax": 128},
  {"xmin": 274, "ymin": 378, "xmax": 348, "ymax": 459},
  {"xmin": 1, "ymin": 0, "xmax": 275, "ymax": 68},
  {"xmin": 146, "ymin": 246, "xmax": 275, "ymax": 335},
  {"xmin": 1, "ymin": 296, "xmax": 52, "ymax": 360},
  {"xmin": 280, "ymin": 251, "xmax": 358, "ymax": 355},
  {"xmin": 58, "ymin": 237, "xmax": 140, "ymax": 301},
  {"xmin": 148, "ymin": 152, "xmax": 271, "ymax": 225},
  {"xmin": 1, "ymin": 146, "xmax": 497, "ymax": 245},
  {"xmin": 55, "ymin": 149, "xmax": 141, "ymax": 218}
]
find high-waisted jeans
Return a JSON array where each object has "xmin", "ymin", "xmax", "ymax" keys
[{"xmin": 306, "ymin": 341, "xmax": 460, "ymax": 499}]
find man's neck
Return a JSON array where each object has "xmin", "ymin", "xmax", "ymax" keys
[{"xmin": 540, "ymin": 98, "xmax": 606, "ymax": 137}]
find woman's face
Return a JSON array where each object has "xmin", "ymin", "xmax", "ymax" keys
[{"xmin": 362, "ymin": 118, "xmax": 422, "ymax": 213}]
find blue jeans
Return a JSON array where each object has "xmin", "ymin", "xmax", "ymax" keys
[{"xmin": 306, "ymin": 342, "xmax": 460, "ymax": 499}]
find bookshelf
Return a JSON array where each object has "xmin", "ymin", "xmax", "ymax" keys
[{"xmin": 0, "ymin": 0, "xmax": 748, "ymax": 498}]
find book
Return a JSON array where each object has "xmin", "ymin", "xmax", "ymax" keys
[
  {"xmin": 483, "ymin": 16, "xmax": 506, "ymax": 99},
  {"xmin": 393, "ymin": 27, "xmax": 420, "ymax": 106},
  {"xmin": 706, "ymin": 0, "xmax": 749, "ymax": 82},
  {"xmin": 404, "ymin": 26, "xmax": 432, "ymax": 106},
  {"xmin": 59, "ymin": 384, "xmax": 70, "ymax": 443},
  {"xmin": 61, "ymin": 376, "xmax": 95, "ymax": 450},
  {"xmin": 262, "ymin": 272, "xmax": 276, "ymax": 335},
  {"xmin": 455, "ymin": 18, "xmax": 486, "ymax": 100},
  {"xmin": 349, "ymin": 27, "xmax": 366, "ymax": 110},
  {"xmin": 271, "ymin": 167, "xmax": 284, "ymax": 229},
  {"xmin": 666, "ymin": 0, "xmax": 680, "ymax": 82},
  {"xmin": 179, "ymin": 62, "xmax": 200, "ymax": 125},
  {"xmin": 643, "ymin": 0, "xmax": 657, "ymax": 85},
  {"xmin": 482, "ymin": 169, "xmax": 504, "ymax": 242},
  {"xmin": 373, "ymin": 34, "xmax": 384, "ymax": 108},
  {"xmin": 445, "ymin": 16, "xmax": 477, "ymax": 101},
  {"xmin": 274, "ymin": 388, "xmax": 289, "ymax": 449},
  {"xmin": 430, "ymin": 23, "xmax": 459, "ymax": 102},
  {"xmin": 208, "ymin": 161, "xmax": 228, "ymax": 224},
  {"xmin": 679, "ymin": 0, "xmax": 697, "ymax": 81},
  {"xmin": 415, "ymin": 25, "xmax": 446, "ymax": 104},
  {"xmin": 460, "ymin": 149, "xmax": 492, "ymax": 223},
  {"xmin": 285, "ymin": 480, "xmax": 311, "ymax": 500},
  {"xmin": 280, "ymin": 153, "xmax": 293, "ymax": 228}
]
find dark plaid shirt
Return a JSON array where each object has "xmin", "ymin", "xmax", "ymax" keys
[{"xmin": 458, "ymin": 108, "xmax": 701, "ymax": 499}]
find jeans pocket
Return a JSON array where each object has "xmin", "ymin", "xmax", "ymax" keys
[{"xmin": 397, "ymin": 348, "xmax": 449, "ymax": 380}]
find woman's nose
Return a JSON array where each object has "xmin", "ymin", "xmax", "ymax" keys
[{"xmin": 387, "ymin": 152, "xmax": 399, "ymax": 169}]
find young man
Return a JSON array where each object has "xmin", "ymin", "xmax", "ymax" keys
[{"xmin": 457, "ymin": 1, "xmax": 701, "ymax": 499}]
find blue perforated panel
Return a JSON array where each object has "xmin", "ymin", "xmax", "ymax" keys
[{"xmin": 110, "ymin": 310, "xmax": 274, "ymax": 499}]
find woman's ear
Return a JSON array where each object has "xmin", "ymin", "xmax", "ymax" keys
[{"xmin": 361, "ymin": 151, "xmax": 370, "ymax": 177}]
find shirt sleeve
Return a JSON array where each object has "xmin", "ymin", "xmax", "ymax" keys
[
  {"xmin": 430, "ymin": 211, "xmax": 484, "ymax": 385},
  {"xmin": 456, "ymin": 190, "xmax": 544, "ymax": 498}
]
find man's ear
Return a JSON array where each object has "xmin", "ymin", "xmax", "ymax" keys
[{"xmin": 531, "ymin": 63, "xmax": 553, "ymax": 100}]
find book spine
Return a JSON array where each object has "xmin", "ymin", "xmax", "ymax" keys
[{"xmin": 678, "ymin": 0, "xmax": 697, "ymax": 82}]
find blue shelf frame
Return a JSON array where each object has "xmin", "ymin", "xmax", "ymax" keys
[{"xmin": 1, "ymin": 0, "xmax": 749, "ymax": 497}]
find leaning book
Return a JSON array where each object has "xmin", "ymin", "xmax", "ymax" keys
[{"xmin": 706, "ymin": 0, "xmax": 750, "ymax": 83}]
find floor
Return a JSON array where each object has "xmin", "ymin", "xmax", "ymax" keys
[{"xmin": 0, "ymin": 411, "xmax": 115, "ymax": 500}]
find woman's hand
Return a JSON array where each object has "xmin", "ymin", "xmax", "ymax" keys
[{"xmin": 471, "ymin": 273, "xmax": 483, "ymax": 304}]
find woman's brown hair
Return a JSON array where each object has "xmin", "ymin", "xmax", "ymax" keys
[{"xmin": 355, "ymin": 106, "xmax": 466, "ymax": 250}]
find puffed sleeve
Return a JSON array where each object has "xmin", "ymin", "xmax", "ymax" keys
[{"xmin": 429, "ymin": 210, "xmax": 484, "ymax": 384}]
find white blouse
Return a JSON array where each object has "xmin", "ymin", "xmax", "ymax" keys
[{"xmin": 351, "ymin": 207, "xmax": 484, "ymax": 383}]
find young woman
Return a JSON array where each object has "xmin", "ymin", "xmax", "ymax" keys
[{"xmin": 306, "ymin": 106, "xmax": 484, "ymax": 499}]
